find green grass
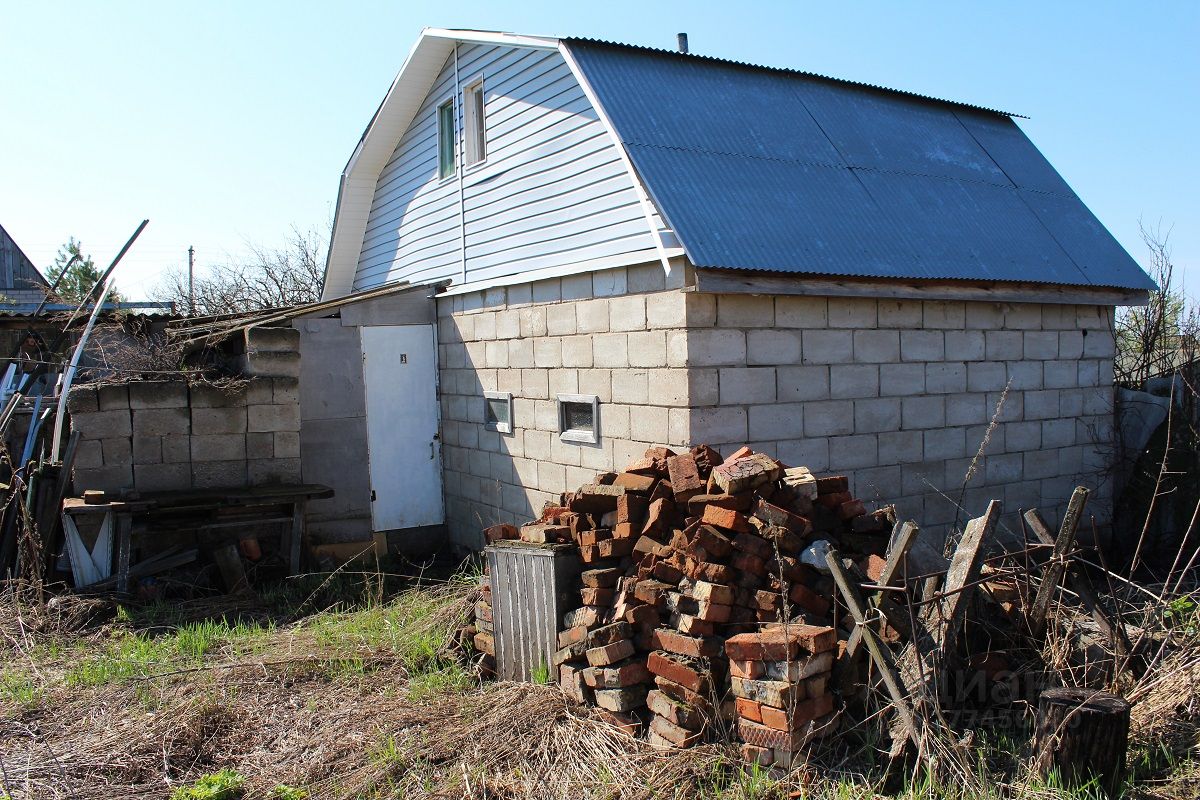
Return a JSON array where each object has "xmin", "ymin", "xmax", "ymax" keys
[
  {"xmin": 168, "ymin": 769, "xmax": 246, "ymax": 800},
  {"xmin": 0, "ymin": 669, "xmax": 41, "ymax": 708},
  {"xmin": 271, "ymin": 786, "xmax": 308, "ymax": 800},
  {"xmin": 530, "ymin": 660, "xmax": 552, "ymax": 685}
]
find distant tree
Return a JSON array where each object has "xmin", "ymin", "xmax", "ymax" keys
[
  {"xmin": 47, "ymin": 237, "xmax": 118, "ymax": 304},
  {"xmin": 157, "ymin": 226, "xmax": 326, "ymax": 316}
]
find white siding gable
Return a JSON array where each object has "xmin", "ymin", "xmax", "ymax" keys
[{"xmin": 352, "ymin": 43, "xmax": 657, "ymax": 292}]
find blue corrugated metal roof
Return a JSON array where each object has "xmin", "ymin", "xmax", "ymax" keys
[{"xmin": 566, "ymin": 40, "xmax": 1156, "ymax": 292}]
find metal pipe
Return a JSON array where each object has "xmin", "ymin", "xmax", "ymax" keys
[{"xmin": 676, "ymin": 33, "xmax": 689, "ymax": 53}]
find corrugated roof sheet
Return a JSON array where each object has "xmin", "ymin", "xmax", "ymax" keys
[{"xmin": 566, "ymin": 40, "xmax": 1156, "ymax": 291}]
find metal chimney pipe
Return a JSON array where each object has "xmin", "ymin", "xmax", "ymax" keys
[{"xmin": 676, "ymin": 33, "xmax": 689, "ymax": 53}]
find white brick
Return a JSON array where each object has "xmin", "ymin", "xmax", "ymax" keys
[
  {"xmin": 646, "ymin": 292, "xmax": 688, "ymax": 328},
  {"xmin": 611, "ymin": 369, "xmax": 648, "ymax": 404},
  {"xmin": 578, "ymin": 369, "xmax": 612, "ymax": 402},
  {"xmin": 687, "ymin": 329, "xmax": 745, "ymax": 366},
  {"xmin": 880, "ymin": 363, "xmax": 925, "ymax": 396},
  {"xmin": 777, "ymin": 438, "xmax": 829, "ymax": 472},
  {"xmin": 1024, "ymin": 390, "xmax": 1060, "ymax": 420},
  {"xmin": 576, "ymin": 299, "xmax": 611, "ymax": 333},
  {"xmin": 1043, "ymin": 361, "xmax": 1078, "ymax": 389},
  {"xmin": 1058, "ymin": 330, "xmax": 1084, "ymax": 359},
  {"xmin": 547, "ymin": 304, "xmax": 577, "ymax": 335},
  {"xmin": 628, "ymin": 331, "xmax": 667, "ymax": 367},
  {"xmin": 925, "ymin": 362, "xmax": 967, "ymax": 394},
  {"xmin": 561, "ymin": 336, "xmax": 594, "ymax": 367},
  {"xmin": 946, "ymin": 393, "xmax": 987, "ymax": 426},
  {"xmin": 901, "ymin": 396, "xmax": 945, "ymax": 430},
  {"xmin": 944, "ymin": 330, "xmax": 985, "ymax": 361},
  {"xmin": 828, "ymin": 297, "xmax": 876, "ymax": 328},
  {"xmin": 747, "ymin": 330, "xmax": 801, "ymax": 365},
  {"xmin": 801, "ymin": 330, "xmax": 853, "ymax": 364},
  {"xmin": 830, "ymin": 364, "xmax": 879, "ymax": 399},
  {"xmin": 630, "ymin": 406, "xmax": 669, "ymax": 443},
  {"xmin": 610, "ymin": 295, "xmax": 647, "ymax": 331},
  {"xmin": 876, "ymin": 300, "xmax": 923, "ymax": 328},
  {"xmin": 690, "ymin": 407, "xmax": 748, "ymax": 443},
  {"xmin": 924, "ymin": 301, "xmax": 965, "ymax": 329},
  {"xmin": 803, "ymin": 401, "xmax": 853, "ymax": 436},
  {"xmin": 719, "ymin": 367, "xmax": 777, "ymax": 404},
  {"xmin": 508, "ymin": 338, "xmax": 534, "ymax": 368},
  {"xmin": 877, "ymin": 430, "xmax": 924, "ymax": 464},
  {"xmin": 854, "ymin": 398, "xmax": 901, "ymax": 433},
  {"xmin": 1082, "ymin": 330, "xmax": 1116, "ymax": 358},
  {"xmin": 1007, "ymin": 361, "xmax": 1043, "ymax": 390},
  {"xmin": 1004, "ymin": 304, "xmax": 1042, "ymax": 330},
  {"xmin": 924, "ymin": 427, "xmax": 967, "ymax": 461},
  {"xmin": 853, "ymin": 330, "xmax": 900, "ymax": 363},
  {"xmin": 648, "ymin": 369, "xmax": 689, "ymax": 405},
  {"xmin": 900, "ymin": 330, "xmax": 944, "ymax": 362},
  {"xmin": 775, "ymin": 296, "xmax": 827, "ymax": 328},
  {"xmin": 967, "ymin": 362, "xmax": 1007, "ymax": 392},
  {"xmin": 965, "ymin": 302, "xmax": 1004, "ymax": 330},
  {"xmin": 1023, "ymin": 331, "xmax": 1059, "ymax": 360},
  {"xmin": 985, "ymin": 331, "xmax": 1023, "ymax": 361},
  {"xmin": 776, "ymin": 366, "xmax": 830, "ymax": 401},
  {"xmin": 748, "ymin": 403, "xmax": 804, "ymax": 440},
  {"xmin": 828, "ymin": 434, "xmax": 878, "ymax": 468},
  {"xmin": 718, "ymin": 294, "xmax": 774, "ymax": 327}
]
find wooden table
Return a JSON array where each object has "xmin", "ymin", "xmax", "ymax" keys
[{"xmin": 62, "ymin": 483, "xmax": 333, "ymax": 591}]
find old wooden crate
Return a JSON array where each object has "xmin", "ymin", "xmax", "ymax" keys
[{"xmin": 485, "ymin": 540, "xmax": 580, "ymax": 681}]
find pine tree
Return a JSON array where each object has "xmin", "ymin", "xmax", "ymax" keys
[{"xmin": 47, "ymin": 238, "xmax": 120, "ymax": 304}]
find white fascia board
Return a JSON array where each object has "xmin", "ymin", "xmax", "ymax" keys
[{"xmin": 422, "ymin": 28, "xmax": 560, "ymax": 49}]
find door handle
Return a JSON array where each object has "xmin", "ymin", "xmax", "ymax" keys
[{"xmin": 429, "ymin": 440, "xmax": 435, "ymax": 460}]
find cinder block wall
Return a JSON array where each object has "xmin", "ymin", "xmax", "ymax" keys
[
  {"xmin": 68, "ymin": 327, "xmax": 303, "ymax": 494},
  {"xmin": 438, "ymin": 263, "xmax": 708, "ymax": 549},
  {"xmin": 686, "ymin": 294, "xmax": 1116, "ymax": 537}
]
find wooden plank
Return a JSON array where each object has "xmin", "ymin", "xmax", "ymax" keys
[
  {"xmin": 847, "ymin": 521, "xmax": 919, "ymax": 657},
  {"xmin": 937, "ymin": 500, "xmax": 1001, "ymax": 655},
  {"xmin": 115, "ymin": 512, "xmax": 132, "ymax": 593},
  {"xmin": 692, "ymin": 268, "xmax": 1149, "ymax": 308},
  {"xmin": 1028, "ymin": 488, "xmax": 1089, "ymax": 639}
]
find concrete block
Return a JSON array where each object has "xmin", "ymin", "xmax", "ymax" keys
[
  {"xmin": 273, "ymin": 378, "xmax": 299, "ymax": 404},
  {"xmin": 577, "ymin": 298, "xmax": 611, "ymax": 334},
  {"xmin": 985, "ymin": 331, "xmax": 1023, "ymax": 361},
  {"xmin": 967, "ymin": 362, "xmax": 1007, "ymax": 393},
  {"xmin": 628, "ymin": 331, "xmax": 667, "ymax": 367},
  {"xmin": 246, "ymin": 431, "xmax": 273, "ymax": 459},
  {"xmin": 191, "ymin": 434, "xmax": 247, "ymax": 462},
  {"xmin": 944, "ymin": 330, "xmax": 985, "ymax": 361},
  {"xmin": 134, "ymin": 463, "xmax": 190, "ymax": 493},
  {"xmin": 192, "ymin": 460, "xmax": 248, "ymax": 489},
  {"xmin": 900, "ymin": 330, "xmax": 944, "ymax": 362},
  {"xmin": 561, "ymin": 273, "xmax": 592, "ymax": 301},
  {"xmin": 689, "ymin": 368, "xmax": 720, "ymax": 406},
  {"xmin": 547, "ymin": 304, "xmax": 577, "ymax": 336},
  {"xmin": 924, "ymin": 427, "xmax": 967, "ymax": 461},
  {"xmin": 718, "ymin": 295, "xmax": 774, "ymax": 327},
  {"xmin": 828, "ymin": 297, "xmax": 876, "ymax": 329},
  {"xmin": 853, "ymin": 329, "xmax": 900, "ymax": 363},
  {"xmin": 128, "ymin": 380, "xmax": 188, "ymax": 410},
  {"xmin": 593, "ymin": 334, "xmax": 630, "ymax": 369},
  {"xmin": 1081, "ymin": 386, "xmax": 1112, "ymax": 415},
  {"xmin": 984, "ymin": 453, "xmax": 1024, "ymax": 485},
  {"xmin": 747, "ymin": 329, "xmax": 801, "ymax": 365},
  {"xmin": 1058, "ymin": 330, "xmax": 1085, "ymax": 359},
  {"xmin": 748, "ymin": 403, "xmax": 804, "ymax": 440},
  {"xmin": 67, "ymin": 385, "xmax": 100, "ymax": 414},
  {"xmin": 246, "ymin": 325, "xmax": 299, "ymax": 353},
  {"xmin": 522, "ymin": 368, "xmax": 549, "ymax": 399},
  {"xmin": 1004, "ymin": 421, "xmax": 1041, "ymax": 453},
  {"xmin": 965, "ymin": 302, "xmax": 1004, "ymax": 330},
  {"xmin": 472, "ymin": 312, "xmax": 497, "ymax": 340},
  {"xmin": 242, "ymin": 350, "xmax": 300, "ymax": 379},
  {"xmin": 946, "ymin": 393, "xmax": 986, "ymax": 427},
  {"xmin": 879, "ymin": 363, "xmax": 925, "ymax": 396},
  {"xmin": 901, "ymin": 396, "xmax": 945, "ymax": 430},
  {"xmin": 877, "ymin": 430, "xmax": 924, "ymax": 465},
  {"xmin": 533, "ymin": 338, "xmax": 562, "ymax": 368},
  {"xmin": 531, "ymin": 278, "xmax": 561, "ymax": 304},
  {"xmin": 923, "ymin": 301, "xmax": 965, "ymax": 329},
  {"xmin": 508, "ymin": 338, "xmax": 534, "ymax": 368},
  {"xmin": 1024, "ymin": 390, "xmax": 1060, "ymax": 420},
  {"xmin": 73, "ymin": 465, "xmax": 133, "ymax": 493},
  {"xmin": 648, "ymin": 368, "xmax": 689, "ymax": 405},
  {"xmin": 830, "ymin": 364, "xmax": 879, "ymax": 399},
  {"xmin": 97, "ymin": 384, "xmax": 130, "ymax": 411},
  {"xmin": 249, "ymin": 458, "xmax": 302, "ymax": 485},
  {"xmin": 775, "ymin": 296, "xmax": 827, "ymax": 328},
  {"xmin": 610, "ymin": 295, "xmax": 646, "ymax": 331},
  {"xmin": 495, "ymin": 310, "xmax": 520, "ymax": 339},
  {"xmin": 645, "ymin": 291, "xmax": 688, "ymax": 329},
  {"xmin": 1006, "ymin": 361, "xmax": 1043, "ymax": 390},
  {"xmin": 687, "ymin": 329, "xmax": 745, "ymax": 366},
  {"xmin": 1082, "ymin": 330, "xmax": 1116, "ymax": 358},
  {"xmin": 801, "ymin": 330, "xmax": 852, "ymax": 364},
  {"xmin": 925, "ymin": 362, "xmax": 967, "ymax": 394},
  {"xmin": 519, "ymin": 306, "xmax": 548, "ymax": 338},
  {"xmin": 828, "ymin": 434, "xmax": 878, "ymax": 469},
  {"xmin": 631, "ymin": 405, "xmax": 669, "ymax": 443},
  {"xmin": 855, "ymin": 464, "xmax": 903, "ymax": 502},
  {"xmin": 548, "ymin": 367, "xmax": 579, "ymax": 396},
  {"xmin": 1077, "ymin": 305, "xmax": 1112, "ymax": 330},
  {"xmin": 1023, "ymin": 331, "xmax": 1059, "ymax": 360},
  {"xmin": 1041, "ymin": 419, "xmax": 1076, "ymax": 448},
  {"xmin": 74, "ymin": 439, "xmax": 104, "ymax": 468},
  {"xmin": 524, "ymin": 429, "xmax": 552, "ymax": 460},
  {"xmin": 561, "ymin": 335, "xmax": 595, "ymax": 368},
  {"xmin": 991, "ymin": 390, "xmax": 1022, "ymax": 422},
  {"xmin": 1043, "ymin": 361, "xmax": 1078, "ymax": 389},
  {"xmin": 611, "ymin": 369, "xmax": 649, "ymax": 404},
  {"xmin": 192, "ymin": 406, "xmax": 247, "ymax": 434},
  {"xmin": 628, "ymin": 263, "xmax": 667, "ymax": 293},
  {"xmin": 803, "ymin": 400, "xmax": 853, "ymax": 436},
  {"xmin": 776, "ymin": 365, "xmax": 830, "ymax": 401},
  {"xmin": 131, "ymin": 435, "xmax": 161, "ymax": 465},
  {"xmin": 484, "ymin": 341, "xmax": 509, "ymax": 368},
  {"xmin": 1023, "ymin": 449, "xmax": 1059, "ymax": 481},
  {"xmin": 877, "ymin": 299, "xmax": 923, "ymax": 329},
  {"xmin": 719, "ymin": 367, "xmax": 776, "ymax": 405},
  {"xmin": 1041, "ymin": 305, "xmax": 1077, "ymax": 330},
  {"xmin": 773, "ymin": 437, "xmax": 826, "ymax": 472},
  {"xmin": 690, "ymin": 406, "xmax": 748, "ymax": 444},
  {"xmin": 854, "ymin": 397, "xmax": 901, "ymax": 433},
  {"xmin": 161, "ymin": 435, "xmax": 190, "ymax": 463},
  {"xmin": 1004, "ymin": 304, "xmax": 1042, "ymax": 330},
  {"xmin": 72, "ymin": 409, "xmax": 132, "ymax": 439},
  {"xmin": 273, "ymin": 431, "xmax": 300, "ymax": 459},
  {"xmin": 247, "ymin": 403, "xmax": 301, "ymax": 433},
  {"xmin": 666, "ymin": 331, "xmax": 689, "ymax": 367}
]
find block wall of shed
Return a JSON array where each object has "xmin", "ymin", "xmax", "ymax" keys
[
  {"xmin": 437, "ymin": 263, "xmax": 702, "ymax": 550},
  {"xmin": 687, "ymin": 294, "xmax": 1117, "ymax": 539}
]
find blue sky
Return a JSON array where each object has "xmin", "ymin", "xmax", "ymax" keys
[{"xmin": 1, "ymin": 1, "xmax": 1196, "ymax": 301}]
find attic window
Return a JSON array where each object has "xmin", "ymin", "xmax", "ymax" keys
[
  {"xmin": 484, "ymin": 391, "xmax": 512, "ymax": 434},
  {"xmin": 463, "ymin": 79, "xmax": 486, "ymax": 166},
  {"xmin": 437, "ymin": 99, "xmax": 455, "ymax": 179},
  {"xmin": 557, "ymin": 394, "xmax": 600, "ymax": 445}
]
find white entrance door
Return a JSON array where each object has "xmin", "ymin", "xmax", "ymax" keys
[{"xmin": 360, "ymin": 324, "xmax": 444, "ymax": 530}]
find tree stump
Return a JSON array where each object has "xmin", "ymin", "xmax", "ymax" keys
[{"xmin": 1033, "ymin": 687, "xmax": 1131, "ymax": 798}]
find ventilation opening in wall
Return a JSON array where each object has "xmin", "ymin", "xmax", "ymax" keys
[
  {"xmin": 484, "ymin": 391, "xmax": 512, "ymax": 434},
  {"xmin": 557, "ymin": 393, "xmax": 599, "ymax": 444}
]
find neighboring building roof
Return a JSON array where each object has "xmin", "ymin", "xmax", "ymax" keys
[
  {"xmin": 324, "ymin": 29, "xmax": 1155, "ymax": 298},
  {"xmin": 0, "ymin": 222, "xmax": 51, "ymax": 293}
]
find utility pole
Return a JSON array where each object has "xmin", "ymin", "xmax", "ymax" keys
[{"xmin": 187, "ymin": 245, "xmax": 195, "ymax": 316}]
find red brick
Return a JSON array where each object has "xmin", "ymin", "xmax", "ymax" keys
[
  {"xmin": 646, "ymin": 689, "xmax": 706, "ymax": 730},
  {"xmin": 559, "ymin": 662, "xmax": 592, "ymax": 704},
  {"xmin": 587, "ymin": 622, "xmax": 632, "ymax": 648},
  {"xmin": 595, "ymin": 708, "xmax": 643, "ymax": 737},
  {"xmin": 722, "ymin": 446, "xmax": 753, "ymax": 464},
  {"xmin": 690, "ymin": 580, "xmax": 735, "ymax": 605},
  {"xmin": 617, "ymin": 493, "xmax": 650, "ymax": 525},
  {"xmin": 580, "ymin": 587, "xmax": 615, "ymax": 606},
  {"xmin": 472, "ymin": 631, "xmax": 495, "ymax": 656},
  {"xmin": 851, "ymin": 512, "xmax": 889, "ymax": 534},
  {"xmin": 735, "ymin": 696, "xmax": 764, "ymax": 723},
  {"xmin": 732, "ymin": 533, "xmax": 773, "ymax": 559},
  {"xmin": 740, "ymin": 743, "xmax": 774, "ymax": 767},
  {"xmin": 520, "ymin": 524, "xmax": 569, "ymax": 544},
  {"xmin": 839, "ymin": 499, "xmax": 866, "ymax": 520},
  {"xmin": 598, "ymin": 537, "xmax": 635, "ymax": 558},
  {"xmin": 690, "ymin": 526, "xmax": 732, "ymax": 560},
  {"xmin": 552, "ymin": 641, "xmax": 588, "ymax": 666},
  {"xmin": 758, "ymin": 694, "xmax": 836, "ymax": 732},
  {"xmin": 594, "ymin": 684, "xmax": 648, "ymax": 712},
  {"xmin": 731, "ymin": 551, "xmax": 767, "ymax": 576},
  {"xmin": 816, "ymin": 490, "xmax": 852, "ymax": 510},
  {"xmin": 671, "ymin": 614, "xmax": 714, "ymax": 637},
  {"xmin": 650, "ymin": 627, "xmax": 722, "ymax": 659},
  {"xmin": 625, "ymin": 604, "xmax": 660, "ymax": 628},
  {"xmin": 633, "ymin": 579, "xmax": 674, "ymax": 606},
  {"xmin": 650, "ymin": 714, "xmax": 703, "ymax": 747},
  {"xmin": 646, "ymin": 650, "xmax": 712, "ymax": 693},
  {"xmin": 712, "ymin": 453, "xmax": 784, "ymax": 494},
  {"xmin": 652, "ymin": 560, "xmax": 685, "ymax": 584},
  {"xmin": 729, "ymin": 659, "xmax": 765, "ymax": 680},
  {"xmin": 484, "ymin": 523, "xmax": 518, "ymax": 543},
  {"xmin": 752, "ymin": 499, "xmax": 809, "ymax": 533},
  {"xmin": 570, "ymin": 483, "xmax": 626, "ymax": 514},
  {"xmin": 737, "ymin": 718, "xmax": 815, "ymax": 751},
  {"xmin": 613, "ymin": 472, "xmax": 656, "ymax": 494},
  {"xmin": 581, "ymin": 568, "xmax": 624, "ymax": 588},
  {"xmin": 862, "ymin": 554, "xmax": 888, "ymax": 583},
  {"xmin": 578, "ymin": 529, "xmax": 612, "ymax": 547},
  {"xmin": 701, "ymin": 505, "xmax": 752, "ymax": 534},
  {"xmin": 693, "ymin": 601, "xmax": 731, "ymax": 623},
  {"xmin": 687, "ymin": 561, "xmax": 735, "ymax": 584},
  {"xmin": 641, "ymin": 497, "xmax": 674, "ymax": 537},
  {"xmin": 557, "ymin": 625, "xmax": 590, "ymax": 648},
  {"xmin": 788, "ymin": 582, "xmax": 832, "ymax": 616},
  {"xmin": 687, "ymin": 493, "xmax": 754, "ymax": 516},
  {"xmin": 586, "ymin": 639, "xmax": 635, "ymax": 666},
  {"xmin": 654, "ymin": 676, "xmax": 713, "ymax": 711},
  {"xmin": 815, "ymin": 475, "xmax": 848, "ymax": 494},
  {"xmin": 666, "ymin": 453, "xmax": 705, "ymax": 501},
  {"xmin": 724, "ymin": 624, "xmax": 837, "ymax": 661}
]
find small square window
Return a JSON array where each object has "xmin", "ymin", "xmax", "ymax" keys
[
  {"xmin": 484, "ymin": 391, "xmax": 513, "ymax": 434},
  {"xmin": 557, "ymin": 393, "xmax": 600, "ymax": 444},
  {"xmin": 436, "ymin": 99, "xmax": 455, "ymax": 179},
  {"xmin": 463, "ymin": 79, "xmax": 486, "ymax": 166}
]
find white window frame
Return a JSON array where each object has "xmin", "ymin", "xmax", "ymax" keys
[
  {"xmin": 483, "ymin": 391, "xmax": 513, "ymax": 434},
  {"xmin": 436, "ymin": 96, "xmax": 456, "ymax": 182},
  {"xmin": 462, "ymin": 76, "xmax": 487, "ymax": 168},
  {"xmin": 557, "ymin": 393, "xmax": 600, "ymax": 444}
]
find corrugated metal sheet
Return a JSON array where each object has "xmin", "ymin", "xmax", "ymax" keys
[
  {"xmin": 566, "ymin": 40, "xmax": 1156, "ymax": 292},
  {"xmin": 486, "ymin": 541, "xmax": 579, "ymax": 682}
]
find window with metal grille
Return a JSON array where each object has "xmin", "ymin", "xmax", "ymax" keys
[
  {"xmin": 557, "ymin": 394, "xmax": 600, "ymax": 444},
  {"xmin": 437, "ymin": 99, "xmax": 455, "ymax": 179},
  {"xmin": 484, "ymin": 391, "xmax": 512, "ymax": 434},
  {"xmin": 463, "ymin": 78, "xmax": 486, "ymax": 166}
]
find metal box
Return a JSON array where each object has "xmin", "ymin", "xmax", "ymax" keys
[{"xmin": 485, "ymin": 541, "xmax": 580, "ymax": 681}]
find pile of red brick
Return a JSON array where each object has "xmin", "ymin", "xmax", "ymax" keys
[
  {"xmin": 471, "ymin": 574, "xmax": 496, "ymax": 676},
  {"xmin": 486, "ymin": 443, "xmax": 891, "ymax": 761}
]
